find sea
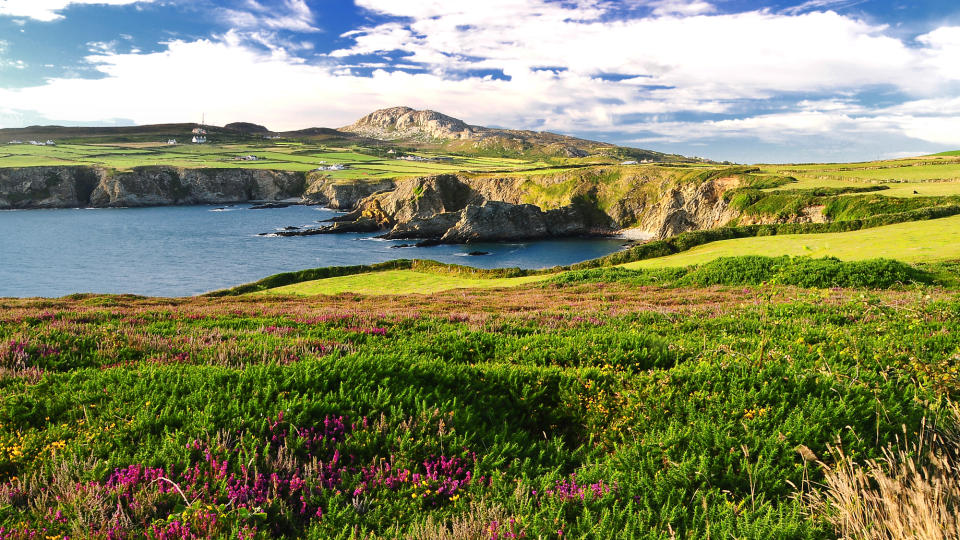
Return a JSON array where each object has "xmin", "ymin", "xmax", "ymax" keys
[{"xmin": 0, "ymin": 204, "xmax": 626, "ymax": 297}]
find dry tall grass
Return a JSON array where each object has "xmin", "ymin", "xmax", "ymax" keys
[{"xmin": 803, "ymin": 403, "xmax": 960, "ymax": 540}]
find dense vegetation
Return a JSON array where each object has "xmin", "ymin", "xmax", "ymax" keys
[{"xmin": 1, "ymin": 272, "xmax": 959, "ymax": 538}]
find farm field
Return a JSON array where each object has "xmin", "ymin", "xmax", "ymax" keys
[
  {"xmin": 625, "ymin": 213, "xmax": 960, "ymax": 270},
  {"xmin": 2, "ymin": 270, "xmax": 959, "ymax": 538},
  {"xmin": 0, "ymin": 142, "xmax": 551, "ymax": 179},
  {"xmin": 758, "ymin": 154, "xmax": 960, "ymax": 197}
]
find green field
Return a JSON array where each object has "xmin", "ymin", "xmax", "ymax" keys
[
  {"xmin": 759, "ymin": 155, "xmax": 960, "ymax": 197},
  {"xmin": 0, "ymin": 142, "xmax": 548, "ymax": 179}
]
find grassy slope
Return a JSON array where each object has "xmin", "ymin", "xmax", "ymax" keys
[
  {"xmin": 261, "ymin": 270, "xmax": 545, "ymax": 296},
  {"xmin": 626, "ymin": 213, "xmax": 960, "ymax": 269}
]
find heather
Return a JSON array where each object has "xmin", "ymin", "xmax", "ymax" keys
[{"xmin": 0, "ymin": 283, "xmax": 958, "ymax": 538}]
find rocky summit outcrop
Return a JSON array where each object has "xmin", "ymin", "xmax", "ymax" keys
[
  {"xmin": 341, "ymin": 106, "xmax": 479, "ymax": 141},
  {"xmin": 0, "ymin": 166, "xmax": 305, "ymax": 209}
]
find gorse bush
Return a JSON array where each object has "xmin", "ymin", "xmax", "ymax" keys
[
  {"xmin": 681, "ymin": 256, "xmax": 930, "ymax": 288},
  {"xmin": 550, "ymin": 256, "xmax": 931, "ymax": 289}
]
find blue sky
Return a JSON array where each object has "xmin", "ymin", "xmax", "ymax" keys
[{"xmin": 0, "ymin": 0, "xmax": 959, "ymax": 162}]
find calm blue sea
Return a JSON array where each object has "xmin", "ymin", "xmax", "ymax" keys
[{"xmin": 0, "ymin": 205, "xmax": 625, "ymax": 297}]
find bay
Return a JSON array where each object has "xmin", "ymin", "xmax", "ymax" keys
[{"xmin": 0, "ymin": 205, "xmax": 626, "ymax": 297}]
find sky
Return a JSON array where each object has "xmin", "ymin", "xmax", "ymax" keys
[{"xmin": 0, "ymin": 0, "xmax": 958, "ymax": 163}]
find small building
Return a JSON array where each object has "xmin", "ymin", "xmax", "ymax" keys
[
  {"xmin": 192, "ymin": 135, "xmax": 207, "ymax": 144},
  {"xmin": 167, "ymin": 139, "xmax": 177, "ymax": 145},
  {"xmin": 7, "ymin": 140, "xmax": 22, "ymax": 144},
  {"xmin": 621, "ymin": 160, "xmax": 638, "ymax": 165},
  {"xmin": 235, "ymin": 155, "xmax": 259, "ymax": 161},
  {"xmin": 191, "ymin": 127, "xmax": 207, "ymax": 135},
  {"xmin": 315, "ymin": 163, "xmax": 346, "ymax": 171}
]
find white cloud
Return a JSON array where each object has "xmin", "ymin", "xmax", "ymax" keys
[
  {"xmin": 0, "ymin": 0, "xmax": 154, "ymax": 22},
  {"xmin": 218, "ymin": 0, "xmax": 318, "ymax": 33},
  {"xmin": 646, "ymin": 0, "xmax": 715, "ymax": 16},
  {"xmin": 781, "ymin": 0, "xmax": 867, "ymax": 16}
]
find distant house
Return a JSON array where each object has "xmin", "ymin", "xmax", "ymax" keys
[
  {"xmin": 167, "ymin": 139, "xmax": 177, "ymax": 145},
  {"xmin": 235, "ymin": 155, "xmax": 259, "ymax": 161},
  {"xmin": 386, "ymin": 149, "xmax": 396, "ymax": 154},
  {"xmin": 7, "ymin": 140, "xmax": 22, "ymax": 144},
  {"xmin": 45, "ymin": 140, "xmax": 56, "ymax": 146},
  {"xmin": 191, "ymin": 127, "xmax": 207, "ymax": 135},
  {"xmin": 620, "ymin": 160, "xmax": 638, "ymax": 165},
  {"xmin": 192, "ymin": 135, "xmax": 207, "ymax": 144},
  {"xmin": 315, "ymin": 163, "xmax": 346, "ymax": 171}
]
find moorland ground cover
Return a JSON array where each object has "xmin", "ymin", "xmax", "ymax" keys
[{"xmin": 1, "ymin": 260, "xmax": 959, "ymax": 538}]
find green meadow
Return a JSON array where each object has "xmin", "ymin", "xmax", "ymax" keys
[{"xmin": 0, "ymin": 141, "xmax": 548, "ymax": 179}]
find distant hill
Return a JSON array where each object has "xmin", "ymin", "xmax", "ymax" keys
[
  {"xmin": 0, "ymin": 107, "xmax": 702, "ymax": 162},
  {"xmin": 224, "ymin": 122, "xmax": 269, "ymax": 134},
  {"xmin": 338, "ymin": 106, "xmax": 688, "ymax": 161}
]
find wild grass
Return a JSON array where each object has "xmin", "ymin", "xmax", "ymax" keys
[{"xmin": 804, "ymin": 404, "xmax": 960, "ymax": 539}]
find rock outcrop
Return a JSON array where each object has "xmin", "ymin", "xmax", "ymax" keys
[
  {"xmin": 328, "ymin": 174, "xmax": 617, "ymax": 243},
  {"xmin": 634, "ymin": 176, "xmax": 741, "ymax": 239},
  {"xmin": 302, "ymin": 174, "xmax": 395, "ymax": 209}
]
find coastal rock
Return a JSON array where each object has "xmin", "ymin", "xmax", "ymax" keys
[
  {"xmin": 265, "ymin": 217, "xmax": 380, "ymax": 236},
  {"xmin": 441, "ymin": 202, "xmax": 549, "ymax": 243},
  {"xmin": 383, "ymin": 211, "xmax": 463, "ymax": 239},
  {"xmin": 302, "ymin": 174, "xmax": 395, "ymax": 209}
]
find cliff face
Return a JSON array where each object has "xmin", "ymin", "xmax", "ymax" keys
[
  {"xmin": 0, "ymin": 167, "xmax": 100, "ymax": 209},
  {"xmin": 317, "ymin": 171, "xmax": 746, "ymax": 243},
  {"xmin": 0, "ymin": 166, "xmax": 305, "ymax": 208}
]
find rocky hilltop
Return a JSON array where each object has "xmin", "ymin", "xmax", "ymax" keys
[{"xmin": 340, "ymin": 106, "xmax": 478, "ymax": 141}]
